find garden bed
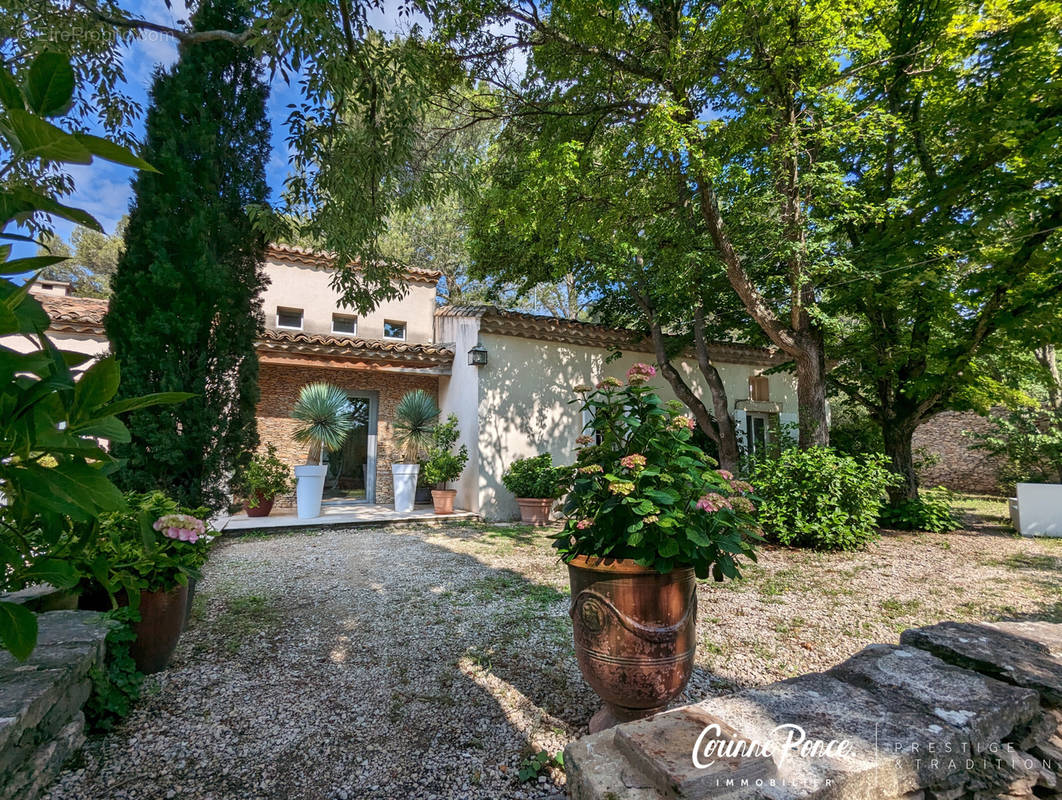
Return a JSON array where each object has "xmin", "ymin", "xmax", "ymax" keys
[{"xmin": 43, "ymin": 497, "xmax": 1061, "ymax": 800}]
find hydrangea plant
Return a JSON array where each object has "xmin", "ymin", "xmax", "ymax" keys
[{"xmin": 555, "ymin": 364, "xmax": 761, "ymax": 579}]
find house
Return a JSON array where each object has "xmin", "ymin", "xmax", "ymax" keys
[{"xmin": 9, "ymin": 244, "xmax": 800, "ymax": 520}]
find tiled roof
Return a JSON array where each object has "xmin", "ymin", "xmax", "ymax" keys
[
  {"xmin": 264, "ymin": 243, "xmax": 442, "ymax": 284},
  {"xmin": 37, "ymin": 295, "xmax": 108, "ymax": 333},
  {"xmin": 437, "ymin": 305, "xmax": 783, "ymax": 365},
  {"xmin": 256, "ymin": 328, "xmax": 454, "ymax": 366}
]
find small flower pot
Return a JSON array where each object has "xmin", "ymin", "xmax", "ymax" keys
[
  {"xmin": 567, "ymin": 555, "xmax": 697, "ymax": 732},
  {"xmin": 244, "ymin": 492, "xmax": 275, "ymax": 518},
  {"xmin": 130, "ymin": 584, "xmax": 189, "ymax": 674},
  {"xmin": 392, "ymin": 463, "xmax": 420, "ymax": 513},
  {"xmin": 431, "ymin": 489, "xmax": 457, "ymax": 514},
  {"xmin": 516, "ymin": 497, "xmax": 554, "ymax": 525}
]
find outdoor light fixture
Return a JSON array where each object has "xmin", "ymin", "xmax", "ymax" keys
[{"xmin": 468, "ymin": 343, "xmax": 488, "ymax": 366}]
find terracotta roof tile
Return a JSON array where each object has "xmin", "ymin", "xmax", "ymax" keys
[
  {"xmin": 264, "ymin": 243, "xmax": 441, "ymax": 283},
  {"xmin": 37, "ymin": 295, "xmax": 109, "ymax": 332},
  {"xmin": 257, "ymin": 328, "xmax": 454, "ymax": 366}
]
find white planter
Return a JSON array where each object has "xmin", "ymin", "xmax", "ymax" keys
[
  {"xmin": 391, "ymin": 463, "xmax": 420, "ymax": 513},
  {"xmin": 1013, "ymin": 483, "xmax": 1062, "ymax": 537},
  {"xmin": 294, "ymin": 465, "xmax": 329, "ymax": 519}
]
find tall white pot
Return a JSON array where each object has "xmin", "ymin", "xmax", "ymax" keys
[
  {"xmin": 391, "ymin": 463, "xmax": 420, "ymax": 513},
  {"xmin": 294, "ymin": 464, "xmax": 329, "ymax": 519}
]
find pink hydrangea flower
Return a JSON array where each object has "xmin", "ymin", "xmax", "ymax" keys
[
  {"xmin": 717, "ymin": 469, "xmax": 734, "ymax": 480},
  {"xmin": 608, "ymin": 481, "xmax": 635, "ymax": 496},
  {"xmin": 576, "ymin": 434, "xmax": 593, "ymax": 445},
  {"xmin": 573, "ymin": 384, "xmax": 592, "ymax": 393},
  {"xmin": 670, "ymin": 415, "xmax": 696, "ymax": 431},
  {"xmin": 596, "ymin": 376, "xmax": 623, "ymax": 389},
  {"xmin": 729, "ymin": 480, "xmax": 754, "ymax": 495},
  {"xmin": 626, "ymin": 363, "xmax": 657, "ymax": 385},
  {"xmin": 696, "ymin": 493, "xmax": 732, "ymax": 512},
  {"xmin": 620, "ymin": 453, "xmax": 647, "ymax": 471},
  {"xmin": 578, "ymin": 464, "xmax": 604, "ymax": 474},
  {"xmin": 730, "ymin": 496, "xmax": 756, "ymax": 513},
  {"xmin": 576, "ymin": 518, "xmax": 593, "ymax": 530},
  {"xmin": 154, "ymin": 513, "xmax": 207, "ymax": 544}
]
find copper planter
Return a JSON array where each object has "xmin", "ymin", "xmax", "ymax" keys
[
  {"xmin": 567, "ymin": 555, "xmax": 697, "ymax": 732},
  {"xmin": 245, "ymin": 492, "xmax": 274, "ymax": 518},
  {"xmin": 131, "ymin": 584, "xmax": 188, "ymax": 674}
]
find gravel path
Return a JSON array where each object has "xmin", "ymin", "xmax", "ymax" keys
[{"xmin": 45, "ymin": 501, "xmax": 1061, "ymax": 800}]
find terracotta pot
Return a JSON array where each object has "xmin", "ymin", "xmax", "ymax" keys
[
  {"xmin": 130, "ymin": 584, "xmax": 188, "ymax": 674},
  {"xmin": 567, "ymin": 555, "xmax": 697, "ymax": 732},
  {"xmin": 245, "ymin": 492, "xmax": 274, "ymax": 518},
  {"xmin": 431, "ymin": 489, "xmax": 457, "ymax": 514},
  {"xmin": 516, "ymin": 497, "xmax": 554, "ymax": 525}
]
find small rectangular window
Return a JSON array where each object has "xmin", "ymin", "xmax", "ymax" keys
[
  {"xmin": 383, "ymin": 320, "xmax": 406, "ymax": 340},
  {"xmin": 750, "ymin": 375, "xmax": 770, "ymax": 402},
  {"xmin": 332, "ymin": 314, "xmax": 358, "ymax": 335},
  {"xmin": 276, "ymin": 307, "xmax": 303, "ymax": 330}
]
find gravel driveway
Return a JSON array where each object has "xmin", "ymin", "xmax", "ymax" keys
[{"xmin": 44, "ymin": 501, "xmax": 1061, "ymax": 800}]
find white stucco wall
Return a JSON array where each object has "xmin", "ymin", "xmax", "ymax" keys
[
  {"xmin": 0, "ymin": 330, "xmax": 108, "ymax": 371},
  {"xmin": 436, "ymin": 314, "xmax": 483, "ymax": 513},
  {"xmin": 466, "ymin": 331, "xmax": 801, "ymax": 520},
  {"xmin": 261, "ymin": 256, "xmax": 438, "ymax": 343}
]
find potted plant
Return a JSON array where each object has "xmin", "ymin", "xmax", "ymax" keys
[
  {"xmin": 556, "ymin": 365, "xmax": 761, "ymax": 732},
  {"xmin": 391, "ymin": 390, "xmax": 440, "ymax": 512},
  {"xmin": 76, "ymin": 491, "xmax": 213, "ymax": 673},
  {"xmin": 421, "ymin": 414, "xmax": 469, "ymax": 514},
  {"xmin": 232, "ymin": 445, "xmax": 294, "ymax": 517},
  {"xmin": 291, "ymin": 382, "xmax": 355, "ymax": 519},
  {"xmin": 502, "ymin": 454, "xmax": 571, "ymax": 524}
]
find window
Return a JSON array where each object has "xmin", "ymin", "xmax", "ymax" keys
[
  {"xmin": 383, "ymin": 320, "xmax": 406, "ymax": 340},
  {"xmin": 276, "ymin": 307, "xmax": 303, "ymax": 330},
  {"xmin": 747, "ymin": 413, "xmax": 770, "ymax": 454},
  {"xmin": 332, "ymin": 314, "xmax": 358, "ymax": 335},
  {"xmin": 580, "ymin": 408, "xmax": 604, "ymax": 445},
  {"xmin": 750, "ymin": 375, "xmax": 770, "ymax": 402}
]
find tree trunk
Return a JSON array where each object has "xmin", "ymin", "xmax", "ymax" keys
[
  {"xmin": 881, "ymin": 419, "xmax": 919, "ymax": 504},
  {"xmin": 794, "ymin": 330, "xmax": 830, "ymax": 448},
  {"xmin": 693, "ymin": 305, "xmax": 740, "ymax": 472},
  {"xmin": 1035, "ymin": 343, "xmax": 1061, "ymax": 412}
]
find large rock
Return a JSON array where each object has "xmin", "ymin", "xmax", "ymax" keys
[
  {"xmin": 829, "ymin": 644, "xmax": 1040, "ymax": 745},
  {"xmin": 901, "ymin": 623, "xmax": 1062, "ymax": 707}
]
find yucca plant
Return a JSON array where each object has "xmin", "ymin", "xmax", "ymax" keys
[
  {"xmin": 291, "ymin": 383, "xmax": 355, "ymax": 465},
  {"xmin": 393, "ymin": 390, "xmax": 440, "ymax": 463}
]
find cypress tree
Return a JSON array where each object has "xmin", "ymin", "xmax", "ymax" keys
[{"xmin": 106, "ymin": 0, "xmax": 269, "ymax": 510}]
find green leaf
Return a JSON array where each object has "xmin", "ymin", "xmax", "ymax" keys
[
  {"xmin": 4, "ymin": 110, "xmax": 92, "ymax": 163},
  {"xmin": 24, "ymin": 53, "xmax": 75, "ymax": 116},
  {"xmin": 0, "ymin": 601, "xmax": 37, "ymax": 660},
  {"xmin": 138, "ymin": 509, "xmax": 158, "ymax": 554},
  {"xmin": 70, "ymin": 415, "xmax": 129, "ymax": 443},
  {"xmin": 22, "ymin": 557, "xmax": 78, "ymax": 589},
  {"xmin": 98, "ymin": 392, "xmax": 194, "ymax": 416},
  {"xmin": 0, "ymin": 70, "xmax": 23, "ymax": 110},
  {"xmin": 0, "ymin": 255, "xmax": 68, "ymax": 275},
  {"xmin": 72, "ymin": 133, "xmax": 158, "ymax": 172},
  {"xmin": 74, "ymin": 356, "xmax": 120, "ymax": 412}
]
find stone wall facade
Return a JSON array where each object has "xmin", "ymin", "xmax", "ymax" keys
[
  {"xmin": 256, "ymin": 361, "xmax": 439, "ymax": 506},
  {"xmin": 0, "ymin": 611, "xmax": 112, "ymax": 800},
  {"xmin": 914, "ymin": 410, "xmax": 1007, "ymax": 495},
  {"xmin": 565, "ymin": 620, "xmax": 1062, "ymax": 800}
]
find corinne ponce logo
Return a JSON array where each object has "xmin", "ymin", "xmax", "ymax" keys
[{"xmin": 693, "ymin": 722, "xmax": 853, "ymax": 769}]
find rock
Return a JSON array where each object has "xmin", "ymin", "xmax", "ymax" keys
[
  {"xmin": 901, "ymin": 622, "xmax": 1062, "ymax": 707},
  {"xmin": 563, "ymin": 730, "xmax": 661, "ymax": 800},
  {"xmin": 828, "ymin": 644, "xmax": 1040, "ymax": 745}
]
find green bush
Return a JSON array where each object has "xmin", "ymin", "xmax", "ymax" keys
[
  {"xmin": 502, "ymin": 454, "xmax": 571, "ymax": 499},
  {"xmin": 878, "ymin": 488, "xmax": 959, "ymax": 532},
  {"xmin": 749, "ymin": 447, "xmax": 900, "ymax": 550},
  {"xmin": 420, "ymin": 415, "xmax": 469, "ymax": 487},
  {"xmin": 232, "ymin": 444, "xmax": 294, "ymax": 505},
  {"xmin": 85, "ymin": 607, "xmax": 143, "ymax": 732}
]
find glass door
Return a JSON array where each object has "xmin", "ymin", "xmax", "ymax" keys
[
  {"xmin": 747, "ymin": 413, "xmax": 770, "ymax": 455},
  {"xmin": 323, "ymin": 392, "xmax": 377, "ymax": 503}
]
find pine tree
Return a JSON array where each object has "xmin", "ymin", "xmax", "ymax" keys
[{"xmin": 106, "ymin": 0, "xmax": 269, "ymax": 510}]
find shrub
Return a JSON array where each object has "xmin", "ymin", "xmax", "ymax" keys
[
  {"xmin": 878, "ymin": 488, "xmax": 959, "ymax": 532},
  {"xmin": 290, "ymin": 383, "xmax": 355, "ymax": 464},
  {"xmin": 749, "ymin": 447, "xmax": 899, "ymax": 550},
  {"xmin": 392, "ymin": 390, "xmax": 441, "ymax": 463},
  {"xmin": 232, "ymin": 444, "xmax": 294, "ymax": 505},
  {"xmin": 502, "ymin": 454, "xmax": 571, "ymax": 499},
  {"xmin": 420, "ymin": 415, "xmax": 469, "ymax": 487},
  {"xmin": 85, "ymin": 606, "xmax": 143, "ymax": 732},
  {"xmin": 556, "ymin": 367, "xmax": 760, "ymax": 578}
]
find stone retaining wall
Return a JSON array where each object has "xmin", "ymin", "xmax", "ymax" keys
[
  {"xmin": 0, "ymin": 611, "xmax": 113, "ymax": 800},
  {"xmin": 565, "ymin": 620, "xmax": 1062, "ymax": 799}
]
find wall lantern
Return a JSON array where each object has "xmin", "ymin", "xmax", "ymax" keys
[{"xmin": 468, "ymin": 343, "xmax": 488, "ymax": 366}]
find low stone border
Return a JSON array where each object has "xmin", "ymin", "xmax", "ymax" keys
[
  {"xmin": 565, "ymin": 621, "xmax": 1062, "ymax": 799},
  {"xmin": 0, "ymin": 611, "xmax": 113, "ymax": 800}
]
